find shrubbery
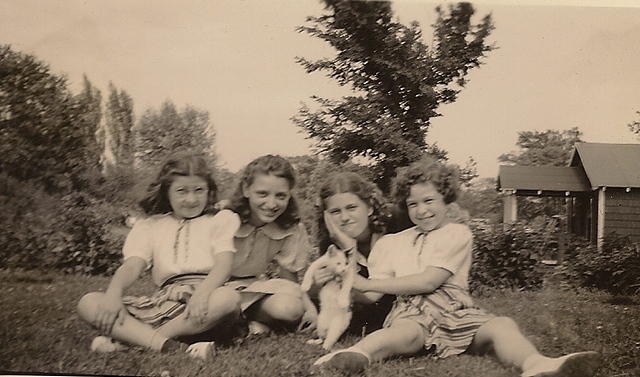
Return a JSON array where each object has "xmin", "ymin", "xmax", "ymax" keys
[
  {"xmin": 469, "ymin": 222, "xmax": 548, "ymax": 292},
  {"xmin": 563, "ymin": 233, "xmax": 640, "ymax": 295},
  {"xmin": 1, "ymin": 171, "xmax": 134, "ymax": 275}
]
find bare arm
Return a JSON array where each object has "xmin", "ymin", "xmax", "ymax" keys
[
  {"xmin": 105, "ymin": 257, "xmax": 147, "ymax": 297},
  {"xmin": 354, "ymin": 266, "xmax": 452, "ymax": 296},
  {"xmin": 185, "ymin": 251, "xmax": 234, "ymax": 321}
]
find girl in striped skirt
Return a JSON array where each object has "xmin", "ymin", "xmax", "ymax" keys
[
  {"xmin": 77, "ymin": 152, "xmax": 241, "ymax": 360},
  {"xmin": 314, "ymin": 157, "xmax": 601, "ymax": 377}
]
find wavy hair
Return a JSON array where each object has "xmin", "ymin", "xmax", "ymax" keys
[
  {"xmin": 139, "ymin": 152, "xmax": 218, "ymax": 216},
  {"xmin": 316, "ymin": 171, "xmax": 391, "ymax": 254},
  {"xmin": 392, "ymin": 157, "xmax": 467, "ymax": 226},
  {"xmin": 229, "ymin": 154, "xmax": 300, "ymax": 229}
]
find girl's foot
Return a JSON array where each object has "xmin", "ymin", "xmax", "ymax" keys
[
  {"xmin": 313, "ymin": 347, "xmax": 371, "ymax": 373},
  {"xmin": 185, "ymin": 341, "xmax": 216, "ymax": 361},
  {"xmin": 247, "ymin": 321, "xmax": 272, "ymax": 337},
  {"xmin": 90, "ymin": 336, "xmax": 127, "ymax": 353},
  {"xmin": 521, "ymin": 351, "xmax": 602, "ymax": 377},
  {"xmin": 161, "ymin": 339, "xmax": 216, "ymax": 361}
]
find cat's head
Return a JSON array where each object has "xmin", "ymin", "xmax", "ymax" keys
[{"xmin": 326, "ymin": 248, "xmax": 349, "ymax": 275}]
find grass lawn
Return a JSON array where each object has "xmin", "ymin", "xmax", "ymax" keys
[{"xmin": 1, "ymin": 269, "xmax": 638, "ymax": 377}]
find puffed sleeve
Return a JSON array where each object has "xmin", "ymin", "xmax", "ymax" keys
[
  {"xmin": 275, "ymin": 223, "xmax": 311, "ymax": 273},
  {"xmin": 427, "ymin": 224, "xmax": 472, "ymax": 274},
  {"xmin": 211, "ymin": 210, "xmax": 241, "ymax": 254},
  {"xmin": 121, "ymin": 218, "xmax": 153, "ymax": 268},
  {"xmin": 367, "ymin": 235, "xmax": 395, "ymax": 280}
]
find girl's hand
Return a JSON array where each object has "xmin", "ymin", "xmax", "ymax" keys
[
  {"xmin": 297, "ymin": 305, "xmax": 318, "ymax": 333},
  {"xmin": 96, "ymin": 292, "xmax": 126, "ymax": 335},
  {"xmin": 313, "ymin": 264, "xmax": 335, "ymax": 286},
  {"xmin": 352, "ymin": 274, "xmax": 370, "ymax": 292},
  {"xmin": 323, "ymin": 211, "xmax": 356, "ymax": 251},
  {"xmin": 185, "ymin": 287, "xmax": 211, "ymax": 323},
  {"xmin": 214, "ymin": 199, "xmax": 232, "ymax": 210}
]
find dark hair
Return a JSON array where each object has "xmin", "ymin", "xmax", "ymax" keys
[
  {"xmin": 229, "ymin": 154, "xmax": 300, "ymax": 229},
  {"xmin": 316, "ymin": 171, "xmax": 391, "ymax": 253},
  {"xmin": 139, "ymin": 152, "xmax": 218, "ymax": 216},
  {"xmin": 392, "ymin": 157, "xmax": 460, "ymax": 225}
]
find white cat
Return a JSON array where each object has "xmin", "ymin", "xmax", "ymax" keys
[{"xmin": 301, "ymin": 246, "xmax": 355, "ymax": 350}]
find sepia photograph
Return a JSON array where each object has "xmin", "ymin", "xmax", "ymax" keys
[{"xmin": 1, "ymin": 0, "xmax": 639, "ymax": 376}]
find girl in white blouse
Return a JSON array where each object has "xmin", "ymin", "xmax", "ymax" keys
[
  {"xmin": 77, "ymin": 152, "xmax": 241, "ymax": 360},
  {"xmin": 314, "ymin": 157, "xmax": 601, "ymax": 377}
]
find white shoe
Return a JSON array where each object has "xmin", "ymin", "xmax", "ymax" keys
[
  {"xmin": 247, "ymin": 321, "xmax": 272, "ymax": 336},
  {"xmin": 521, "ymin": 351, "xmax": 602, "ymax": 377},
  {"xmin": 90, "ymin": 336, "xmax": 126, "ymax": 353},
  {"xmin": 185, "ymin": 341, "xmax": 216, "ymax": 361}
]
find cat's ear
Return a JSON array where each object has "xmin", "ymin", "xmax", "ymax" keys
[{"xmin": 327, "ymin": 244, "xmax": 339, "ymax": 257}]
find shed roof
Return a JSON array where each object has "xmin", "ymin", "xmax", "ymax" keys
[
  {"xmin": 497, "ymin": 165, "xmax": 591, "ymax": 192},
  {"xmin": 569, "ymin": 142, "xmax": 640, "ymax": 188}
]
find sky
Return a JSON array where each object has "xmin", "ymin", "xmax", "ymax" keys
[{"xmin": 1, "ymin": 0, "xmax": 639, "ymax": 178}]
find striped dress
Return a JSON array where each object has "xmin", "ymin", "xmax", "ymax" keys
[{"xmin": 368, "ymin": 223, "xmax": 493, "ymax": 358}]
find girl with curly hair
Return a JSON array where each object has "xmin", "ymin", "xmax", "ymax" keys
[
  {"xmin": 226, "ymin": 155, "xmax": 316, "ymax": 336},
  {"xmin": 302, "ymin": 171, "xmax": 395, "ymax": 335},
  {"xmin": 314, "ymin": 157, "xmax": 601, "ymax": 377},
  {"xmin": 77, "ymin": 152, "xmax": 241, "ymax": 360}
]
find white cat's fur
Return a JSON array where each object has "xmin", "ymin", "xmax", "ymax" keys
[{"xmin": 301, "ymin": 246, "xmax": 355, "ymax": 350}]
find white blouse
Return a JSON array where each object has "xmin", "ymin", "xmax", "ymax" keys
[
  {"xmin": 122, "ymin": 209, "xmax": 241, "ymax": 286},
  {"xmin": 368, "ymin": 223, "xmax": 473, "ymax": 290}
]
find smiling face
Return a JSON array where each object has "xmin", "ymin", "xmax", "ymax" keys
[
  {"xmin": 243, "ymin": 173, "xmax": 291, "ymax": 226},
  {"xmin": 406, "ymin": 182, "xmax": 449, "ymax": 232},
  {"xmin": 325, "ymin": 192, "xmax": 373, "ymax": 241},
  {"xmin": 168, "ymin": 175, "xmax": 209, "ymax": 219}
]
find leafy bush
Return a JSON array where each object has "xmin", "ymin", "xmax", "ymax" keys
[
  {"xmin": 563, "ymin": 233, "xmax": 640, "ymax": 295},
  {"xmin": 1, "ymin": 173, "xmax": 131, "ymax": 275},
  {"xmin": 469, "ymin": 222, "xmax": 548, "ymax": 292}
]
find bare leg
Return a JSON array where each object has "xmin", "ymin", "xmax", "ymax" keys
[
  {"xmin": 313, "ymin": 319, "xmax": 424, "ymax": 372},
  {"xmin": 249, "ymin": 293, "xmax": 304, "ymax": 327},
  {"xmin": 356, "ymin": 319, "xmax": 424, "ymax": 361},
  {"xmin": 469, "ymin": 316, "xmax": 602, "ymax": 377},
  {"xmin": 157, "ymin": 286, "xmax": 241, "ymax": 339},
  {"xmin": 468, "ymin": 316, "xmax": 538, "ymax": 367},
  {"xmin": 77, "ymin": 292, "xmax": 167, "ymax": 351}
]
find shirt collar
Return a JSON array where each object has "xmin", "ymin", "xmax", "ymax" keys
[{"xmin": 235, "ymin": 221, "xmax": 297, "ymax": 240}]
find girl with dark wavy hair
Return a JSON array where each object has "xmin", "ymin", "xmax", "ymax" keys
[
  {"xmin": 226, "ymin": 154, "xmax": 316, "ymax": 336},
  {"xmin": 301, "ymin": 171, "xmax": 395, "ymax": 338},
  {"xmin": 77, "ymin": 152, "xmax": 241, "ymax": 360}
]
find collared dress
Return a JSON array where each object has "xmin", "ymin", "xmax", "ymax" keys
[
  {"xmin": 119, "ymin": 210, "xmax": 241, "ymax": 327},
  {"xmin": 227, "ymin": 221, "xmax": 311, "ymax": 311},
  {"xmin": 368, "ymin": 223, "xmax": 494, "ymax": 358}
]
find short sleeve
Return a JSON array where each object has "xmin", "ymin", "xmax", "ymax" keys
[
  {"xmin": 275, "ymin": 223, "xmax": 311, "ymax": 273},
  {"xmin": 121, "ymin": 218, "xmax": 153, "ymax": 268},
  {"xmin": 211, "ymin": 210, "xmax": 241, "ymax": 254},
  {"xmin": 367, "ymin": 235, "xmax": 395, "ymax": 280},
  {"xmin": 427, "ymin": 224, "xmax": 472, "ymax": 274}
]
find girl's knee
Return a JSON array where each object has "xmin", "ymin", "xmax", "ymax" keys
[
  {"xmin": 77, "ymin": 292, "xmax": 103, "ymax": 322},
  {"xmin": 262, "ymin": 294, "xmax": 304, "ymax": 323},
  {"xmin": 487, "ymin": 316, "xmax": 519, "ymax": 331},
  {"xmin": 208, "ymin": 286, "xmax": 241, "ymax": 316},
  {"xmin": 393, "ymin": 320, "xmax": 425, "ymax": 348}
]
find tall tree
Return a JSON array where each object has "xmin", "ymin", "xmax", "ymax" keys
[
  {"xmin": 293, "ymin": 1, "xmax": 494, "ymax": 191},
  {"xmin": 102, "ymin": 82, "xmax": 134, "ymax": 174},
  {"xmin": 498, "ymin": 127, "xmax": 583, "ymax": 167},
  {"xmin": 75, "ymin": 75, "xmax": 103, "ymax": 172},
  {"xmin": 0, "ymin": 45, "xmax": 98, "ymax": 191},
  {"xmin": 134, "ymin": 101, "xmax": 216, "ymax": 172}
]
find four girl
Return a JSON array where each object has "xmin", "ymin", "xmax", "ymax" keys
[{"xmin": 77, "ymin": 152, "xmax": 601, "ymax": 376}]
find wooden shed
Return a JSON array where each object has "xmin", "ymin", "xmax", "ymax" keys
[{"xmin": 497, "ymin": 142, "xmax": 640, "ymax": 248}]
